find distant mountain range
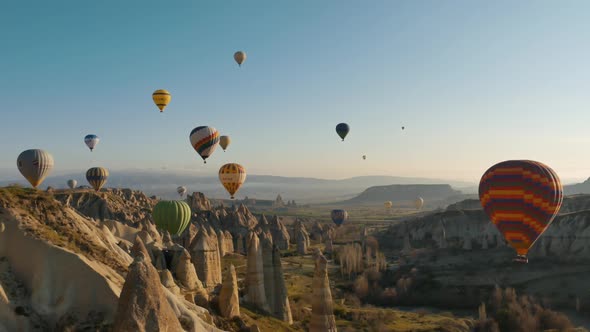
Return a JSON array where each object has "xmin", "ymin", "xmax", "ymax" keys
[{"xmin": 0, "ymin": 170, "xmax": 476, "ymax": 203}]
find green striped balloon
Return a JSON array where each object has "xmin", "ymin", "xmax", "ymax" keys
[{"xmin": 152, "ymin": 201, "xmax": 191, "ymax": 236}]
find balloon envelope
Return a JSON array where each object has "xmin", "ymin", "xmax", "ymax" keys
[
  {"xmin": 336, "ymin": 123, "xmax": 350, "ymax": 141},
  {"xmin": 362, "ymin": 155, "xmax": 366, "ymax": 160},
  {"xmin": 219, "ymin": 163, "xmax": 246, "ymax": 199},
  {"xmin": 152, "ymin": 89, "xmax": 171, "ymax": 112},
  {"xmin": 234, "ymin": 51, "xmax": 246, "ymax": 66},
  {"xmin": 152, "ymin": 200, "xmax": 191, "ymax": 236},
  {"xmin": 177, "ymin": 186, "xmax": 187, "ymax": 197},
  {"xmin": 84, "ymin": 134, "xmax": 100, "ymax": 151},
  {"xmin": 219, "ymin": 135, "xmax": 231, "ymax": 152},
  {"xmin": 331, "ymin": 209, "xmax": 348, "ymax": 226},
  {"xmin": 190, "ymin": 126, "xmax": 220, "ymax": 163},
  {"xmin": 479, "ymin": 160, "xmax": 563, "ymax": 257},
  {"xmin": 67, "ymin": 179, "xmax": 77, "ymax": 189},
  {"xmin": 86, "ymin": 167, "xmax": 109, "ymax": 191},
  {"xmin": 384, "ymin": 201, "xmax": 393, "ymax": 209},
  {"xmin": 17, "ymin": 149, "xmax": 54, "ymax": 188},
  {"xmin": 414, "ymin": 197, "xmax": 424, "ymax": 210}
]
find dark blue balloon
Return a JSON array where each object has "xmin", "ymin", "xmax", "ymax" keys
[
  {"xmin": 331, "ymin": 209, "xmax": 348, "ymax": 226},
  {"xmin": 336, "ymin": 123, "xmax": 350, "ymax": 141}
]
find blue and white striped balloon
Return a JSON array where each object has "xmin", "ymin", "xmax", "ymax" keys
[{"xmin": 84, "ymin": 134, "xmax": 100, "ymax": 152}]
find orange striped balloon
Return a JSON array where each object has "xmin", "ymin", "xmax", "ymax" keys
[{"xmin": 479, "ymin": 160, "xmax": 562, "ymax": 258}]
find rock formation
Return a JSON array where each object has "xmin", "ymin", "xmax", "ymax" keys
[
  {"xmin": 131, "ymin": 235, "xmax": 151, "ymax": 260},
  {"xmin": 246, "ymin": 232, "xmax": 269, "ymax": 312},
  {"xmin": 191, "ymin": 227, "xmax": 222, "ymax": 290},
  {"xmin": 159, "ymin": 269, "xmax": 181, "ymax": 296},
  {"xmin": 180, "ymin": 223, "xmax": 198, "ymax": 250},
  {"xmin": 219, "ymin": 264, "xmax": 240, "ymax": 318},
  {"xmin": 162, "ymin": 230, "xmax": 175, "ymax": 248},
  {"xmin": 113, "ymin": 254, "xmax": 183, "ymax": 332},
  {"xmin": 261, "ymin": 232, "xmax": 275, "ymax": 311},
  {"xmin": 310, "ymin": 251, "xmax": 337, "ymax": 332},
  {"xmin": 295, "ymin": 221, "xmax": 311, "ymax": 255},
  {"xmin": 236, "ymin": 234, "xmax": 245, "ymax": 255},
  {"xmin": 224, "ymin": 231, "xmax": 234, "ymax": 254},
  {"xmin": 187, "ymin": 192, "xmax": 212, "ymax": 211},
  {"xmin": 217, "ymin": 229, "xmax": 226, "ymax": 258},
  {"xmin": 269, "ymin": 215, "xmax": 290, "ymax": 250},
  {"xmin": 175, "ymin": 249, "xmax": 208, "ymax": 306},
  {"xmin": 272, "ymin": 246, "xmax": 293, "ymax": 324},
  {"xmin": 324, "ymin": 237, "xmax": 333, "ymax": 255}
]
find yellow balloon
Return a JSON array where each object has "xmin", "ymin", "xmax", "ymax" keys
[
  {"xmin": 219, "ymin": 163, "xmax": 246, "ymax": 199},
  {"xmin": 384, "ymin": 201, "xmax": 393, "ymax": 209},
  {"xmin": 234, "ymin": 51, "xmax": 247, "ymax": 66},
  {"xmin": 152, "ymin": 89, "xmax": 171, "ymax": 112},
  {"xmin": 219, "ymin": 135, "xmax": 231, "ymax": 152}
]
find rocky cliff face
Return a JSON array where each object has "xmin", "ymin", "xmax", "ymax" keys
[
  {"xmin": 187, "ymin": 192, "xmax": 212, "ymax": 211},
  {"xmin": 54, "ymin": 188, "xmax": 156, "ymax": 226},
  {"xmin": 0, "ymin": 187, "xmax": 223, "ymax": 331}
]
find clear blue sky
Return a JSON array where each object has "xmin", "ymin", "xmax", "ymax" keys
[{"xmin": 1, "ymin": 1, "xmax": 590, "ymax": 183}]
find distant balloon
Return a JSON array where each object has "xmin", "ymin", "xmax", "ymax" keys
[
  {"xmin": 190, "ymin": 126, "xmax": 220, "ymax": 163},
  {"xmin": 152, "ymin": 89, "xmax": 171, "ymax": 112},
  {"xmin": 86, "ymin": 167, "xmax": 109, "ymax": 191},
  {"xmin": 336, "ymin": 123, "xmax": 350, "ymax": 141},
  {"xmin": 479, "ymin": 160, "xmax": 563, "ymax": 261},
  {"xmin": 401, "ymin": 126, "xmax": 405, "ymax": 130},
  {"xmin": 219, "ymin": 163, "xmax": 247, "ymax": 199},
  {"xmin": 17, "ymin": 149, "xmax": 54, "ymax": 188},
  {"xmin": 331, "ymin": 209, "xmax": 348, "ymax": 226},
  {"xmin": 177, "ymin": 186, "xmax": 187, "ymax": 197},
  {"xmin": 84, "ymin": 134, "xmax": 100, "ymax": 152},
  {"xmin": 234, "ymin": 51, "xmax": 247, "ymax": 66},
  {"xmin": 152, "ymin": 200, "xmax": 191, "ymax": 236},
  {"xmin": 414, "ymin": 197, "xmax": 424, "ymax": 210},
  {"xmin": 362, "ymin": 155, "xmax": 366, "ymax": 160},
  {"xmin": 67, "ymin": 179, "xmax": 77, "ymax": 189},
  {"xmin": 384, "ymin": 201, "xmax": 393, "ymax": 209},
  {"xmin": 220, "ymin": 135, "xmax": 231, "ymax": 152}
]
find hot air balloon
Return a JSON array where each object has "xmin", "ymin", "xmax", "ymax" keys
[
  {"xmin": 384, "ymin": 201, "xmax": 393, "ymax": 209},
  {"xmin": 331, "ymin": 209, "xmax": 348, "ymax": 226},
  {"xmin": 336, "ymin": 123, "xmax": 350, "ymax": 141},
  {"xmin": 234, "ymin": 51, "xmax": 246, "ymax": 66},
  {"xmin": 17, "ymin": 149, "xmax": 54, "ymax": 188},
  {"xmin": 219, "ymin": 163, "xmax": 246, "ymax": 199},
  {"xmin": 362, "ymin": 155, "xmax": 366, "ymax": 160},
  {"xmin": 220, "ymin": 135, "xmax": 231, "ymax": 152},
  {"xmin": 86, "ymin": 167, "xmax": 109, "ymax": 191},
  {"xmin": 67, "ymin": 179, "xmax": 77, "ymax": 189},
  {"xmin": 479, "ymin": 160, "xmax": 563, "ymax": 262},
  {"xmin": 152, "ymin": 200, "xmax": 191, "ymax": 236},
  {"xmin": 190, "ymin": 126, "xmax": 220, "ymax": 163},
  {"xmin": 177, "ymin": 186, "xmax": 187, "ymax": 197},
  {"xmin": 414, "ymin": 197, "xmax": 424, "ymax": 210},
  {"xmin": 152, "ymin": 89, "xmax": 171, "ymax": 112},
  {"xmin": 402, "ymin": 126, "xmax": 405, "ymax": 130},
  {"xmin": 84, "ymin": 134, "xmax": 100, "ymax": 152}
]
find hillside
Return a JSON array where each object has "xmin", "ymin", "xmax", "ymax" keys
[{"xmin": 341, "ymin": 184, "xmax": 463, "ymax": 206}]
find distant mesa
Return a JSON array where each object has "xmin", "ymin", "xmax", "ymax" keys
[{"xmin": 341, "ymin": 184, "xmax": 462, "ymax": 206}]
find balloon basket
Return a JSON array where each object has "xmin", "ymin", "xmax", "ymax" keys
[{"xmin": 512, "ymin": 255, "xmax": 528, "ymax": 264}]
